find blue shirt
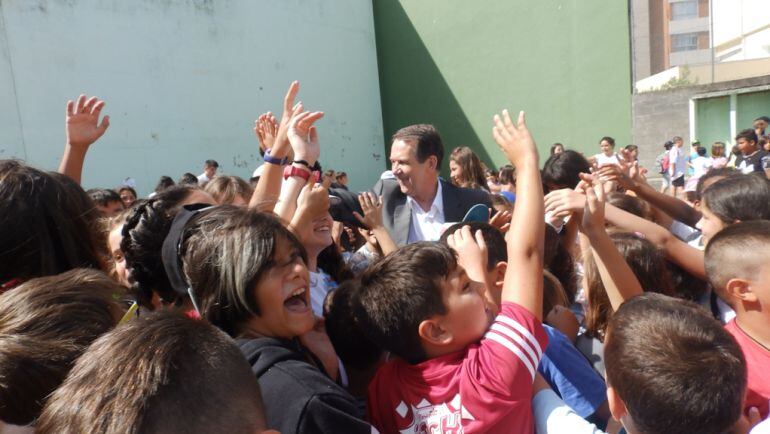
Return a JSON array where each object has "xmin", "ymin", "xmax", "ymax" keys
[{"xmin": 538, "ymin": 325, "xmax": 607, "ymax": 418}]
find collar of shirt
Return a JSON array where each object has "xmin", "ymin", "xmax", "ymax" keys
[{"xmin": 406, "ymin": 179, "xmax": 444, "ymax": 218}]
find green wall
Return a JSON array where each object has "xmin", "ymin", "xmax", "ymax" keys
[
  {"xmin": 372, "ymin": 1, "xmax": 633, "ymax": 172},
  {"xmin": 737, "ymin": 91, "xmax": 770, "ymax": 131},
  {"xmin": 695, "ymin": 96, "xmax": 731, "ymax": 147}
]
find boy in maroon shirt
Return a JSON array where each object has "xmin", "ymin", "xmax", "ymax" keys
[{"xmin": 355, "ymin": 110, "xmax": 547, "ymax": 433}]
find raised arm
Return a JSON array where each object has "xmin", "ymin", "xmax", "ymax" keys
[
  {"xmin": 249, "ymin": 81, "xmax": 300, "ymax": 212},
  {"xmin": 493, "ymin": 110, "xmax": 544, "ymax": 319},
  {"xmin": 579, "ymin": 178, "xmax": 643, "ymax": 310},
  {"xmin": 58, "ymin": 94, "xmax": 110, "ymax": 184},
  {"xmin": 597, "ymin": 164, "xmax": 701, "ymax": 227},
  {"xmin": 273, "ymin": 110, "xmax": 324, "ymax": 222}
]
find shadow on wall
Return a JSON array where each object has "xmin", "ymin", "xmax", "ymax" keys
[{"xmin": 372, "ymin": 1, "xmax": 495, "ymax": 175}]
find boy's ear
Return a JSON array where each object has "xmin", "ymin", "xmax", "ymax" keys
[
  {"xmin": 492, "ymin": 261, "xmax": 507, "ymax": 289},
  {"xmin": 418, "ymin": 318, "xmax": 452, "ymax": 346},
  {"xmin": 607, "ymin": 386, "xmax": 628, "ymax": 422},
  {"xmin": 725, "ymin": 278, "xmax": 758, "ymax": 303}
]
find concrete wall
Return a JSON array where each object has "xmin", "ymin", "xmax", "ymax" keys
[
  {"xmin": 372, "ymin": 1, "xmax": 633, "ymax": 173},
  {"xmin": 0, "ymin": 0, "xmax": 384, "ymax": 194}
]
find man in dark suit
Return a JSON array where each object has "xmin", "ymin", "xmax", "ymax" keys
[{"xmin": 372, "ymin": 124, "xmax": 491, "ymax": 246}]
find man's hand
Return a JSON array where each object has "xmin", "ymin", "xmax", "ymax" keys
[
  {"xmin": 492, "ymin": 110, "xmax": 537, "ymax": 166},
  {"xmin": 287, "ymin": 110, "xmax": 324, "ymax": 166},
  {"xmin": 446, "ymin": 225, "xmax": 489, "ymax": 285},
  {"xmin": 254, "ymin": 112, "xmax": 278, "ymax": 153},
  {"xmin": 353, "ymin": 192, "xmax": 385, "ymax": 230},
  {"xmin": 66, "ymin": 94, "xmax": 110, "ymax": 148}
]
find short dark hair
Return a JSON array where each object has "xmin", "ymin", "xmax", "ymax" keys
[
  {"xmin": 36, "ymin": 311, "xmax": 267, "ymax": 434},
  {"xmin": 439, "ymin": 222, "xmax": 506, "ymax": 271},
  {"xmin": 392, "ymin": 124, "xmax": 444, "ymax": 168},
  {"xmin": 0, "ymin": 269, "xmax": 124, "ymax": 425},
  {"xmin": 599, "ymin": 136, "xmax": 615, "ymax": 147},
  {"xmin": 354, "ymin": 242, "xmax": 456, "ymax": 363},
  {"xmin": 702, "ymin": 174, "xmax": 770, "ymax": 224},
  {"xmin": 604, "ymin": 293, "xmax": 746, "ymax": 434},
  {"xmin": 754, "ymin": 115, "xmax": 770, "ymax": 123},
  {"xmin": 336, "ymin": 171, "xmax": 347, "ymax": 180},
  {"xmin": 498, "ymin": 165, "xmax": 516, "ymax": 185},
  {"xmin": 624, "ymin": 144, "xmax": 638, "ymax": 152},
  {"xmin": 735, "ymin": 128, "xmax": 758, "ymax": 144},
  {"xmin": 154, "ymin": 176, "xmax": 175, "ymax": 193},
  {"xmin": 183, "ymin": 206, "xmax": 307, "ymax": 337},
  {"xmin": 87, "ymin": 188, "xmax": 122, "ymax": 207},
  {"xmin": 204, "ymin": 159, "xmax": 219, "ymax": 168},
  {"xmin": 696, "ymin": 146, "xmax": 707, "ymax": 157},
  {"xmin": 705, "ymin": 220, "xmax": 770, "ymax": 296},
  {"xmin": 542, "ymin": 150, "xmax": 591, "ymax": 190},
  {"xmin": 0, "ymin": 161, "xmax": 103, "ymax": 282},
  {"xmin": 178, "ymin": 173, "xmax": 199, "ymax": 185},
  {"xmin": 694, "ymin": 167, "xmax": 737, "ymax": 201},
  {"xmin": 606, "ymin": 192, "xmax": 650, "ymax": 220},
  {"xmin": 117, "ymin": 186, "xmax": 137, "ymax": 199},
  {"xmin": 323, "ymin": 281, "xmax": 383, "ymax": 371},
  {"xmin": 663, "ymin": 140, "xmax": 674, "ymax": 150}
]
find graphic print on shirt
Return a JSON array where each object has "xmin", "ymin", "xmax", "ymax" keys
[{"xmin": 394, "ymin": 394, "xmax": 474, "ymax": 434}]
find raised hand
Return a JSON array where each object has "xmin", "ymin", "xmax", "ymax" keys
[
  {"xmin": 492, "ymin": 109, "xmax": 537, "ymax": 166},
  {"xmin": 353, "ymin": 192, "xmax": 384, "ymax": 230},
  {"xmin": 287, "ymin": 110, "xmax": 324, "ymax": 166},
  {"xmin": 544, "ymin": 188, "xmax": 586, "ymax": 218},
  {"xmin": 273, "ymin": 81, "xmax": 302, "ymax": 159},
  {"xmin": 66, "ymin": 94, "xmax": 110, "ymax": 148},
  {"xmin": 446, "ymin": 225, "xmax": 489, "ymax": 285},
  {"xmin": 488, "ymin": 209, "xmax": 512, "ymax": 233},
  {"xmin": 254, "ymin": 112, "xmax": 278, "ymax": 153},
  {"xmin": 579, "ymin": 174, "xmax": 606, "ymax": 235}
]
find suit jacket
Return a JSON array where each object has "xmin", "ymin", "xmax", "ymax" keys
[{"xmin": 372, "ymin": 177, "xmax": 492, "ymax": 246}]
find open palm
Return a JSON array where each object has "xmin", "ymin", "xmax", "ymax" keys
[{"xmin": 66, "ymin": 94, "xmax": 109, "ymax": 148}]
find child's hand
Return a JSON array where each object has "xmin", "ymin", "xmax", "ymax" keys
[
  {"xmin": 66, "ymin": 94, "xmax": 109, "ymax": 148},
  {"xmin": 287, "ymin": 110, "xmax": 324, "ymax": 166},
  {"xmin": 446, "ymin": 225, "xmax": 488, "ymax": 285},
  {"xmin": 544, "ymin": 188, "xmax": 585, "ymax": 218},
  {"xmin": 353, "ymin": 192, "xmax": 384, "ymax": 230},
  {"xmin": 492, "ymin": 110, "xmax": 537, "ymax": 166},
  {"xmin": 489, "ymin": 209, "xmax": 512, "ymax": 233},
  {"xmin": 272, "ymin": 81, "xmax": 302, "ymax": 159},
  {"xmin": 297, "ymin": 179, "xmax": 329, "ymax": 219},
  {"xmin": 253, "ymin": 112, "xmax": 278, "ymax": 153},
  {"xmin": 579, "ymin": 175, "xmax": 606, "ymax": 235}
]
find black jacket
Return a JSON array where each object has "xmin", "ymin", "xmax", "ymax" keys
[{"xmin": 238, "ymin": 337, "xmax": 371, "ymax": 434}]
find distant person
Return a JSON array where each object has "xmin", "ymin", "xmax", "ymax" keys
[
  {"xmin": 87, "ymin": 188, "xmax": 124, "ymax": 217},
  {"xmin": 336, "ymin": 171, "xmax": 349, "ymax": 189},
  {"xmin": 197, "ymin": 159, "xmax": 219, "ymax": 185},
  {"xmin": 594, "ymin": 136, "xmax": 621, "ymax": 167},
  {"xmin": 624, "ymin": 144, "xmax": 638, "ymax": 162},
  {"xmin": 449, "ymin": 146, "xmax": 489, "ymax": 191},
  {"xmin": 669, "ymin": 136, "xmax": 687, "ymax": 197},
  {"xmin": 754, "ymin": 115, "xmax": 769, "ymax": 137},
  {"xmin": 550, "ymin": 143, "xmax": 565, "ymax": 155},
  {"xmin": 734, "ymin": 129, "xmax": 769, "ymax": 176},
  {"xmin": 178, "ymin": 172, "xmax": 199, "ymax": 186},
  {"xmin": 118, "ymin": 186, "xmax": 137, "ymax": 208},
  {"xmin": 711, "ymin": 141, "xmax": 728, "ymax": 169},
  {"xmin": 151, "ymin": 175, "xmax": 175, "ymax": 198}
]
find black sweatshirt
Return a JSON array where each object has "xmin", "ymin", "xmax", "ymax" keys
[{"xmin": 238, "ymin": 337, "xmax": 372, "ymax": 434}]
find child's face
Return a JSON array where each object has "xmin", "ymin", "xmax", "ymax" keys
[
  {"xmin": 305, "ymin": 212, "xmax": 333, "ymax": 253},
  {"xmin": 697, "ymin": 201, "xmax": 726, "ymax": 245},
  {"xmin": 737, "ymin": 137, "xmax": 757, "ymax": 155},
  {"xmin": 449, "ymin": 160, "xmax": 463, "ymax": 185},
  {"xmin": 108, "ymin": 224, "xmax": 129, "ymax": 286},
  {"xmin": 437, "ymin": 265, "xmax": 494, "ymax": 350},
  {"xmin": 600, "ymin": 140, "xmax": 614, "ymax": 156},
  {"xmin": 251, "ymin": 237, "xmax": 314, "ymax": 339},
  {"xmin": 98, "ymin": 200, "xmax": 124, "ymax": 218}
]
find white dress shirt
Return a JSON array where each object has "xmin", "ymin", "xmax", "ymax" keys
[{"xmin": 407, "ymin": 181, "xmax": 445, "ymax": 243}]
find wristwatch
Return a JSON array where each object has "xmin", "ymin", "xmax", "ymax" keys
[{"xmin": 283, "ymin": 165, "xmax": 321, "ymax": 183}]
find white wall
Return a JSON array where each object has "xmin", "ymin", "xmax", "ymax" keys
[{"xmin": 0, "ymin": 0, "xmax": 385, "ymax": 194}]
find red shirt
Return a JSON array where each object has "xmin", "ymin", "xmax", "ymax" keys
[
  {"xmin": 725, "ymin": 319, "xmax": 770, "ymax": 418},
  {"xmin": 367, "ymin": 302, "xmax": 548, "ymax": 434}
]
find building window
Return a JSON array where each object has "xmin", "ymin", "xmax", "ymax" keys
[
  {"xmin": 671, "ymin": 0, "xmax": 698, "ymax": 21},
  {"xmin": 671, "ymin": 33, "xmax": 699, "ymax": 52}
]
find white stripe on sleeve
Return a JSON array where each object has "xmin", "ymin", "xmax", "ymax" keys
[
  {"xmin": 496, "ymin": 315, "xmax": 544, "ymax": 359},
  {"xmin": 489, "ymin": 323, "xmax": 540, "ymax": 369},
  {"xmin": 484, "ymin": 331, "xmax": 537, "ymax": 379}
]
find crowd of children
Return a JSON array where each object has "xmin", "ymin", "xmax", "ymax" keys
[{"xmin": 1, "ymin": 81, "xmax": 769, "ymax": 434}]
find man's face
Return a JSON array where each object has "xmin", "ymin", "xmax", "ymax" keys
[
  {"xmin": 675, "ymin": 138, "xmax": 684, "ymax": 147},
  {"xmin": 736, "ymin": 137, "xmax": 757, "ymax": 155},
  {"xmin": 204, "ymin": 165, "xmax": 217, "ymax": 178},
  {"xmin": 754, "ymin": 119, "xmax": 768, "ymax": 133},
  {"xmin": 390, "ymin": 139, "xmax": 435, "ymax": 197}
]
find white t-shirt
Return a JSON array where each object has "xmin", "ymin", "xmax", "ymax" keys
[
  {"xmin": 669, "ymin": 146, "xmax": 687, "ymax": 179},
  {"xmin": 594, "ymin": 153, "xmax": 621, "ymax": 167},
  {"xmin": 309, "ymin": 269, "xmax": 338, "ymax": 317},
  {"xmin": 691, "ymin": 156, "xmax": 713, "ymax": 178},
  {"xmin": 197, "ymin": 173, "xmax": 210, "ymax": 185}
]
